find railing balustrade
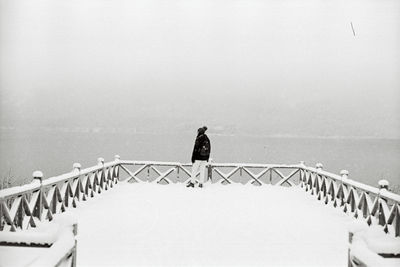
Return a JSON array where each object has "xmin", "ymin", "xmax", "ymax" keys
[
  {"xmin": 119, "ymin": 160, "xmax": 303, "ymax": 186},
  {"xmin": 300, "ymin": 163, "xmax": 400, "ymax": 237},
  {"xmin": 1, "ymin": 157, "xmax": 399, "ymax": 239},
  {"xmin": 0, "ymin": 156, "xmax": 120, "ymax": 232}
]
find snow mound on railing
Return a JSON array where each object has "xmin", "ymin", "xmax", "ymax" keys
[
  {"xmin": 0, "ymin": 212, "xmax": 77, "ymax": 245},
  {"xmin": 0, "ymin": 212, "xmax": 77, "ymax": 267},
  {"xmin": 349, "ymin": 221, "xmax": 400, "ymax": 266}
]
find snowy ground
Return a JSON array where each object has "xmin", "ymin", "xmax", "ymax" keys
[{"xmin": 69, "ymin": 182, "xmax": 351, "ymax": 266}]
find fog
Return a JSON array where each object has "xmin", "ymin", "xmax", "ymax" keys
[{"xmin": 1, "ymin": 0, "xmax": 399, "ymax": 138}]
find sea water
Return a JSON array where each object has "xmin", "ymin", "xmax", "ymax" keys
[{"xmin": 1, "ymin": 128, "xmax": 399, "ymax": 191}]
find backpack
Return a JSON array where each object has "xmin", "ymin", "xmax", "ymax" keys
[{"xmin": 199, "ymin": 140, "xmax": 210, "ymax": 157}]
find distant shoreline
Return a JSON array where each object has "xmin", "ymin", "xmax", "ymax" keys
[{"xmin": 1, "ymin": 126, "xmax": 399, "ymax": 141}]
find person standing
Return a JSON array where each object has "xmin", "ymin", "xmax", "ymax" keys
[{"xmin": 187, "ymin": 126, "xmax": 211, "ymax": 188}]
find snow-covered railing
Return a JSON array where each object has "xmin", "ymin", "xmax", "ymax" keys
[
  {"xmin": 0, "ymin": 156, "xmax": 120, "ymax": 232},
  {"xmin": 1, "ymin": 158, "xmax": 399, "ymax": 239},
  {"xmin": 119, "ymin": 160, "xmax": 303, "ymax": 186},
  {"xmin": 300, "ymin": 163, "xmax": 400, "ymax": 237},
  {"xmin": 0, "ymin": 213, "xmax": 78, "ymax": 267},
  {"xmin": 347, "ymin": 221, "xmax": 400, "ymax": 266},
  {"xmin": 120, "ymin": 160, "xmax": 400, "ymax": 237}
]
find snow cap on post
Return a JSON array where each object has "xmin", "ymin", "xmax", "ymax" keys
[
  {"xmin": 32, "ymin": 170, "xmax": 43, "ymax": 184},
  {"xmin": 73, "ymin": 163, "xmax": 81, "ymax": 173},
  {"xmin": 299, "ymin": 161, "xmax": 306, "ymax": 166},
  {"xmin": 378, "ymin": 179, "xmax": 389, "ymax": 190},
  {"xmin": 97, "ymin": 157, "xmax": 105, "ymax": 166},
  {"xmin": 316, "ymin": 163, "xmax": 323, "ymax": 170},
  {"xmin": 114, "ymin": 155, "xmax": 120, "ymax": 161},
  {"xmin": 340, "ymin": 170, "xmax": 349, "ymax": 180}
]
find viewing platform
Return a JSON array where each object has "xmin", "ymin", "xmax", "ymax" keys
[{"xmin": 0, "ymin": 157, "xmax": 399, "ymax": 266}]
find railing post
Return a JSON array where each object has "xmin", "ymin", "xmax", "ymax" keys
[
  {"xmin": 315, "ymin": 163, "xmax": 323, "ymax": 199},
  {"xmin": 97, "ymin": 157, "xmax": 105, "ymax": 166},
  {"xmin": 348, "ymin": 230, "xmax": 354, "ymax": 267},
  {"xmin": 0, "ymin": 197, "xmax": 2, "ymax": 231},
  {"xmin": 114, "ymin": 155, "xmax": 120, "ymax": 181},
  {"xmin": 97, "ymin": 158, "xmax": 105, "ymax": 192},
  {"xmin": 339, "ymin": 170, "xmax": 349, "ymax": 207},
  {"xmin": 72, "ymin": 223, "xmax": 78, "ymax": 267},
  {"xmin": 147, "ymin": 165, "xmax": 150, "ymax": 182},
  {"xmin": 378, "ymin": 179, "xmax": 389, "ymax": 191},
  {"xmin": 72, "ymin": 163, "xmax": 81, "ymax": 206},
  {"xmin": 33, "ymin": 170, "xmax": 43, "ymax": 184},
  {"xmin": 377, "ymin": 179, "xmax": 389, "ymax": 230},
  {"xmin": 299, "ymin": 161, "xmax": 306, "ymax": 187},
  {"xmin": 340, "ymin": 170, "xmax": 349, "ymax": 180},
  {"xmin": 207, "ymin": 158, "xmax": 213, "ymax": 182},
  {"xmin": 316, "ymin": 163, "xmax": 323, "ymax": 171},
  {"xmin": 73, "ymin": 163, "xmax": 81, "ymax": 174},
  {"xmin": 32, "ymin": 171, "xmax": 44, "ymax": 222}
]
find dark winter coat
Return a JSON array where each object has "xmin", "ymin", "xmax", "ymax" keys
[{"xmin": 191, "ymin": 133, "xmax": 211, "ymax": 163}]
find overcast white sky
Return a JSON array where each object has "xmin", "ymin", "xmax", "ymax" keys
[{"xmin": 1, "ymin": 0, "xmax": 399, "ymax": 137}]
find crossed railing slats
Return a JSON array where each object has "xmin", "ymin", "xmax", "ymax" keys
[
  {"xmin": 119, "ymin": 161, "xmax": 303, "ymax": 186},
  {"xmin": 0, "ymin": 158, "xmax": 120, "ymax": 232},
  {"xmin": 300, "ymin": 165, "xmax": 400, "ymax": 237},
  {"xmin": 1, "ymin": 159, "xmax": 399, "ymax": 238},
  {"xmin": 119, "ymin": 161, "xmax": 400, "ymax": 237}
]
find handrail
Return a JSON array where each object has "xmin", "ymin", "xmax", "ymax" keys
[
  {"xmin": 0, "ymin": 213, "xmax": 78, "ymax": 267},
  {"xmin": 0, "ymin": 156, "xmax": 121, "ymax": 232},
  {"xmin": 119, "ymin": 160, "xmax": 400, "ymax": 237},
  {"xmin": 119, "ymin": 160, "xmax": 303, "ymax": 186},
  {"xmin": 303, "ymin": 166, "xmax": 400, "ymax": 203},
  {"xmin": 1, "ymin": 158, "xmax": 399, "ymax": 238},
  {"xmin": 0, "ymin": 160, "xmax": 120, "ymax": 200},
  {"xmin": 300, "ymin": 164, "xmax": 400, "ymax": 237},
  {"xmin": 120, "ymin": 160, "xmax": 302, "ymax": 169}
]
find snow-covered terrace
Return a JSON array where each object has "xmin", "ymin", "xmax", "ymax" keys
[{"xmin": 0, "ymin": 157, "xmax": 399, "ymax": 266}]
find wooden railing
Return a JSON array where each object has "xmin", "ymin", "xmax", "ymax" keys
[
  {"xmin": 120, "ymin": 160, "xmax": 400, "ymax": 237},
  {"xmin": 119, "ymin": 160, "xmax": 303, "ymax": 186},
  {"xmin": 1, "ymin": 158, "xmax": 399, "ymax": 238},
  {"xmin": 300, "ymin": 163, "xmax": 400, "ymax": 237},
  {"xmin": 0, "ymin": 156, "xmax": 120, "ymax": 232},
  {"xmin": 0, "ymin": 220, "xmax": 78, "ymax": 267}
]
